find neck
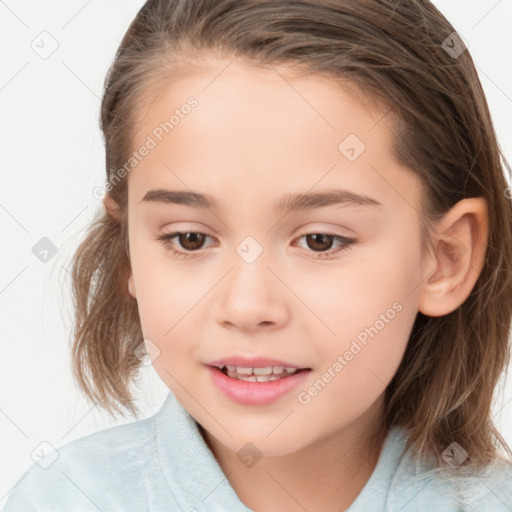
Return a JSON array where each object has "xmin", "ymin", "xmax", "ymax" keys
[{"xmin": 199, "ymin": 395, "xmax": 387, "ymax": 512}]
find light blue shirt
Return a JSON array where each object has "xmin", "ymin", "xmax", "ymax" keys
[{"xmin": 3, "ymin": 391, "xmax": 512, "ymax": 511}]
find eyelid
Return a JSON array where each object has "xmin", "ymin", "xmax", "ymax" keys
[
  {"xmin": 160, "ymin": 222, "xmax": 354, "ymax": 238},
  {"xmin": 295, "ymin": 222, "xmax": 357, "ymax": 237},
  {"xmin": 158, "ymin": 222, "xmax": 356, "ymax": 245},
  {"xmin": 160, "ymin": 221, "xmax": 213, "ymax": 233}
]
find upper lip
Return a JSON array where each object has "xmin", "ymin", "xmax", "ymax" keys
[{"xmin": 206, "ymin": 356, "xmax": 310, "ymax": 369}]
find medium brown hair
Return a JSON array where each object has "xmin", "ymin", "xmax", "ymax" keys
[{"xmin": 70, "ymin": 0, "xmax": 512, "ymax": 475}]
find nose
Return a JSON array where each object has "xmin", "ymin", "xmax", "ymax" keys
[{"xmin": 214, "ymin": 251, "xmax": 290, "ymax": 332}]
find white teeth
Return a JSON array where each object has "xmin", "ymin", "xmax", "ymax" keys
[
  {"xmin": 253, "ymin": 367, "xmax": 273, "ymax": 375},
  {"xmin": 256, "ymin": 375, "xmax": 281, "ymax": 382},
  {"xmin": 236, "ymin": 367, "xmax": 253, "ymax": 375},
  {"xmin": 226, "ymin": 370, "xmax": 282, "ymax": 382},
  {"xmin": 228, "ymin": 365, "xmax": 298, "ymax": 375},
  {"xmin": 223, "ymin": 365, "xmax": 302, "ymax": 382}
]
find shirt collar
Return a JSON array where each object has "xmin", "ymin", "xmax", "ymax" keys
[
  {"xmin": 156, "ymin": 391, "xmax": 440, "ymax": 511},
  {"xmin": 156, "ymin": 391, "xmax": 253, "ymax": 510}
]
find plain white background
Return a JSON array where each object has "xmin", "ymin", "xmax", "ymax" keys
[{"xmin": 1, "ymin": 0, "xmax": 511, "ymax": 504}]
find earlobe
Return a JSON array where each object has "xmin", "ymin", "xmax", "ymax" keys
[{"xmin": 418, "ymin": 197, "xmax": 489, "ymax": 317}]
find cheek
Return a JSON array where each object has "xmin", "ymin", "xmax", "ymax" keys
[
  {"xmin": 301, "ymin": 230, "xmax": 422, "ymax": 370},
  {"xmin": 130, "ymin": 226, "xmax": 196, "ymax": 303},
  {"xmin": 129, "ymin": 243, "xmax": 202, "ymax": 357},
  {"xmin": 294, "ymin": 264, "xmax": 418, "ymax": 435}
]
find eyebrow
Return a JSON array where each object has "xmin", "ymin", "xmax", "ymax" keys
[{"xmin": 141, "ymin": 188, "xmax": 382, "ymax": 211}]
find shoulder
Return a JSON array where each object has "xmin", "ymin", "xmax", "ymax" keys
[
  {"xmin": 3, "ymin": 413, "xmax": 158, "ymax": 512},
  {"xmin": 454, "ymin": 459, "xmax": 512, "ymax": 511},
  {"xmin": 386, "ymin": 428, "xmax": 512, "ymax": 511}
]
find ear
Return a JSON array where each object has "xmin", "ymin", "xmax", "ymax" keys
[
  {"xmin": 128, "ymin": 273, "xmax": 137, "ymax": 300},
  {"xmin": 103, "ymin": 193, "xmax": 134, "ymax": 297},
  {"xmin": 418, "ymin": 197, "xmax": 489, "ymax": 317},
  {"xmin": 103, "ymin": 193, "xmax": 122, "ymax": 221}
]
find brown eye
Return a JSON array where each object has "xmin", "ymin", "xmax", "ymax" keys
[
  {"xmin": 293, "ymin": 232, "xmax": 356, "ymax": 259},
  {"xmin": 174, "ymin": 232, "xmax": 207, "ymax": 251},
  {"xmin": 157, "ymin": 230, "xmax": 355, "ymax": 261},
  {"xmin": 156, "ymin": 231, "xmax": 214, "ymax": 259},
  {"xmin": 304, "ymin": 233, "xmax": 335, "ymax": 252}
]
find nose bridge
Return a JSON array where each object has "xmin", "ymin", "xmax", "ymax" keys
[
  {"xmin": 228, "ymin": 234, "xmax": 273, "ymax": 297},
  {"xmin": 215, "ymin": 233, "xmax": 288, "ymax": 329}
]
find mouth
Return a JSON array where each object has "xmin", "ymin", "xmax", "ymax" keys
[
  {"xmin": 206, "ymin": 360, "xmax": 312, "ymax": 405},
  {"xmin": 210, "ymin": 364, "xmax": 311, "ymax": 383}
]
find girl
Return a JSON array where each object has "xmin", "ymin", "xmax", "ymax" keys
[{"xmin": 4, "ymin": 0, "xmax": 512, "ymax": 510}]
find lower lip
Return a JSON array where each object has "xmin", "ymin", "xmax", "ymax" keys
[{"xmin": 207, "ymin": 366, "xmax": 311, "ymax": 405}]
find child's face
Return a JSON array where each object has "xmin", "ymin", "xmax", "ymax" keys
[{"xmin": 126, "ymin": 59, "xmax": 430, "ymax": 455}]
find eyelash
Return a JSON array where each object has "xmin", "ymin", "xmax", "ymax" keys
[{"xmin": 156, "ymin": 230, "xmax": 355, "ymax": 260}]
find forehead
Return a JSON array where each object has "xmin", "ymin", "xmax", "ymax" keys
[{"xmin": 127, "ymin": 59, "xmax": 423, "ymax": 217}]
